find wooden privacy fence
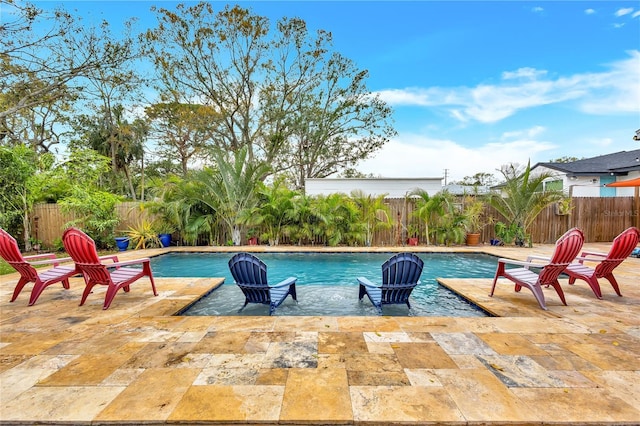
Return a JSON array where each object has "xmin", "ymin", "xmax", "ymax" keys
[
  {"xmin": 30, "ymin": 197, "xmax": 637, "ymax": 248},
  {"xmin": 31, "ymin": 202, "xmax": 151, "ymax": 248}
]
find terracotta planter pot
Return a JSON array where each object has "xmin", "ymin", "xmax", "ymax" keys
[
  {"xmin": 465, "ymin": 233, "xmax": 481, "ymax": 246},
  {"xmin": 407, "ymin": 237, "xmax": 419, "ymax": 246}
]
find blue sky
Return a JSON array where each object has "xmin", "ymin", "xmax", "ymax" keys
[{"xmin": 14, "ymin": 1, "xmax": 640, "ymax": 182}]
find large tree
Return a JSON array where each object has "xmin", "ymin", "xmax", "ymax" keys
[
  {"xmin": 145, "ymin": 100, "xmax": 218, "ymax": 176},
  {"xmin": 0, "ymin": 0, "xmax": 138, "ymax": 121},
  {"xmin": 144, "ymin": 2, "xmax": 394, "ymax": 185}
]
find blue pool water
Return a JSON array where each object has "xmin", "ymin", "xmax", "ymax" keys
[{"xmin": 150, "ymin": 252, "xmax": 498, "ymax": 317}]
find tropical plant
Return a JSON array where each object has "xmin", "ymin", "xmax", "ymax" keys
[
  {"xmin": 462, "ymin": 195, "xmax": 487, "ymax": 234},
  {"xmin": 489, "ymin": 161, "xmax": 567, "ymax": 246},
  {"xmin": 494, "ymin": 221, "xmax": 526, "ymax": 246},
  {"xmin": 350, "ymin": 190, "xmax": 392, "ymax": 246},
  {"xmin": 285, "ymin": 194, "xmax": 320, "ymax": 245},
  {"xmin": 125, "ymin": 220, "xmax": 161, "ymax": 250},
  {"xmin": 410, "ymin": 189, "xmax": 465, "ymax": 245},
  {"xmin": 241, "ymin": 179, "xmax": 298, "ymax": 246},
  {"xmin": 313, "ymin": 193, "xmax": 363, "ymax": 246},
  {"xmin": 409, "ymin": 189, "xmax": 435, "ymax": 245},
  {"xmin": 193, "ymin": 147, "xmax": 271, "ymax": 245}
]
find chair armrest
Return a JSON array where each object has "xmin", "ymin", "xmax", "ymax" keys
[
  {"xmin": 525, "ymin": 255, "xmax": 551, "ymax": 263},
  {"xmin": 106, "ymin": 258, "xmax": 151, "ymax": 269},
  {"xmin": 578, "ymin": 251, "xmax": 608, "ymax": 259},
  {"xmin": 357, "ymin": 277, "xmax": 379, "ymax": 288},
  {"xmin": 271, "ymin": 277, "xmax": 297, "ymax": 288},
  {"xmin": 24, "ymin": 253, "xmax": 57, "ymax": 261},
  {"xmin": 99, "ymin": 255, "xmax": 119, "ymax": 263},
  {"xmin": 29, "ymin": 256, "xmax": 74, "ymax": 266},
  {"xmin": 497, "ymin": 258, "xmax": 547, "ymax": 269}
]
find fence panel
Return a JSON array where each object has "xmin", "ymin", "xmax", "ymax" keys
[{"xmin": 29, "ymin": 197, "xmax": 636, "ymax": 248}]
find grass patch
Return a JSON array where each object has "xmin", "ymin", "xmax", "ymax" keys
[{"xmin": 0, "ymin": 259, "xmax": 13, "ymax": 275}]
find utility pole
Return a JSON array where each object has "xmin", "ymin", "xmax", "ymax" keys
[{"xmin": 443, "ymin": 169, "xmax": 449, "ymax": 186}]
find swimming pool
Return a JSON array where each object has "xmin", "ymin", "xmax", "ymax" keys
[{"xmin": 151, "ymin": 252, "xmax": 497, "ymax": 317}]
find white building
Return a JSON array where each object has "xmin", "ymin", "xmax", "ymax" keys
[{"xmin": 304, "ymin": 177, "xmax": 443, "ymax": 198}]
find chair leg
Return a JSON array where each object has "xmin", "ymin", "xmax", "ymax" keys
[
  {"xmin": 528, "ymin": 284, "xmax": 548, "ymax": 310},
  {"xmin": 547, "ymin": 280, "xmax": 568, "ymax": 306},
  {"xmin": 148, "ymin": 274, "xmax": 158, "ymax": 296},
  {"xmin": 102, "ymin": 285, "xmax": 120, "ymax": 310},
  {"xmin": 80, "ymin": 282, "xmax": 96, "ymax": 306},
  {"xmin": 585, "ymin": 276, "xmax": 604, "ymax": 299},
  {"xmin": 28, "ymin": 279, "xmax": 48, "ymax": 306},
  {"xmin": 358, "ymin": 284, "xmax": 367, "ymax": 300},
  {"xmin": 604, "ymin": 274, "xmax": 622, "ymax": 297},
  {"xmin": 489, "ymin": 266, "xmax": 503, "ymax": 297},
  {"xmin": 10, "ymin": 277, "xmax": 30, "ymax": 302}
]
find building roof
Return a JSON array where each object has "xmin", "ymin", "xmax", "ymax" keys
[{"xmin": 534, "ymin": 149, "xmax": 640, "ymax": 176}]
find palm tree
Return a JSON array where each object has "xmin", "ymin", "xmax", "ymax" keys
[
  {"xmin": 286, "ymin": 193, "xmax": 321, "ymax": 245},
  {"xmin": 411, "ymin": 189, "xmax": 465, "ymax": 246},
  {"xmin": 314, "ymin": 193, "xmax": 362, "ymax": 246},
  {"xmin": 489, "ymin": 161, "xmax": 566, "ymax": 246},
  {"xmin": 194, "ymin": 147, "xmax": 270, "ymax": 245},
  {"xmin": 350, "ymin": 190, "xmax": 392, "ymax": 246},
  {"xmin": 241, "ymin": 178, "xmax": 298, "ymax": 245}
]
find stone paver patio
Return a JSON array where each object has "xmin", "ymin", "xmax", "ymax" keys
[{"xmin": 1, "ymin": 243, "xmax": 639, "ymax": 425}]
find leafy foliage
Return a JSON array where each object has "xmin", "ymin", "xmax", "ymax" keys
[{"xmin": 489, "ymin": 161, "xmax": 567, "ymax": 246}]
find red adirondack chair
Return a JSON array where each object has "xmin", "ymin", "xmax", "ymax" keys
[
  {"xmin": 565, "ymin": 227, "xmax": 640, "ymax": 298},
  {"xmin": 1, "ymin": 228, "xmax": 77, "ymax": 305},
  {"xmin": 62, "ymin": 227, "xmax": 158, "ymax": 310},
  {"xmin": 490, "ymin": 228, "xmax": 585, "ymax": 310}
]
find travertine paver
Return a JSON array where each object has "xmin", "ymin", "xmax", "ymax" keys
[{"xmin": 0, "ymin": 243, "xmax": 639, "ymax": 425}]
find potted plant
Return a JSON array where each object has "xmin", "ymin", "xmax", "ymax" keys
[
  {"xmin": 246, "ymin": 228, "xmax": 259, "ymax": 245},
  {"xmin": 555, "ymin": 197, "xmax": 573, "ymax": 216},
  {"xmin": 494, "ymin": 221, "xmax": 527, "ymax": 247},
  {"xmin": 462, "ymin": 196, "xmax": 486, "ymax": 246},
  {"xmin": 406, "ymin": 224, "xmax": 420, "ymax": 246},
  {"xmin": 114, "ymin": 236, "xmax": 130, "ymax": 251},
  {"xmin": 153, "ymin": 220, "xmax": 175, "ymax": 248}
]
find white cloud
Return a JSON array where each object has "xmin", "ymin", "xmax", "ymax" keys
[
  {"xmin": 577, "ymin": 51, "xmax": 640, "ymax": 114},
  {"xmin": 501, "ymin": 126, "xmax": 546, "ymax": 140},
  {"xmin": 375, "ymin": 50, "xmax": 640, "ymax": 123},
  {"xmin": 532, "ymin": 7, "xmax": 544, "ymax": 14},
  {"xmin": 584, "ymin": 9, "xmax": 596, "ymax": 15},
  {"xmin": 615, "ymin": 8, "xmax": 634, "ymax": 17},
  {"xmin": 501, "ymin": 67, "xmax": 547, "ymax": 80},
  {"xmin": 633, "ymin": 11, "xmax": 640, "ymax": 18},
  {"xmin": 356, "ymin": 133, "xmax": 556, "ymax": 181}
]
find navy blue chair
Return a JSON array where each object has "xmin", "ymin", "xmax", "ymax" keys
[
  {"xmin": 358, "ymin": 253, "xmax": 424, "ymax": 314},
  {"xmin": 228, "ymin": 253, "xmax": 297, "ymax": 315}
]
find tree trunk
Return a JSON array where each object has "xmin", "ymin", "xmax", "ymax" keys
[{"xmin": 22, "ymin": 195, "xmax": 32, "ymax": 252}]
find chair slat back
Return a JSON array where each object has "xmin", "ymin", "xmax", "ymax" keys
[
  {"xmin": 379, "ymin": 253, "xmax": 424, "ymax": 305},
  {"xmin": 229, "ymin": 253, "xmax": 268, "ymax": 285},
  {"xmin": 539, "ymin": 228, "xmax": 584, "ymax": 284},
  {"xmin": 62, "ymin": 228, "xmax": 110, "ymax": 283},
  {"xmin": 228, "ymin": 253, "xmax": 270, "ymax": 303},
  {"xmin": 595, "ymin": 227, "xmax": 640, "ymax": 277},
  {"xmin": 382, "ymin": 253, "xmax": 424, "ymax": 286},
  {"xmin": 0, "ymin": 228, "xmax": 37, "ymax": 280}
]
